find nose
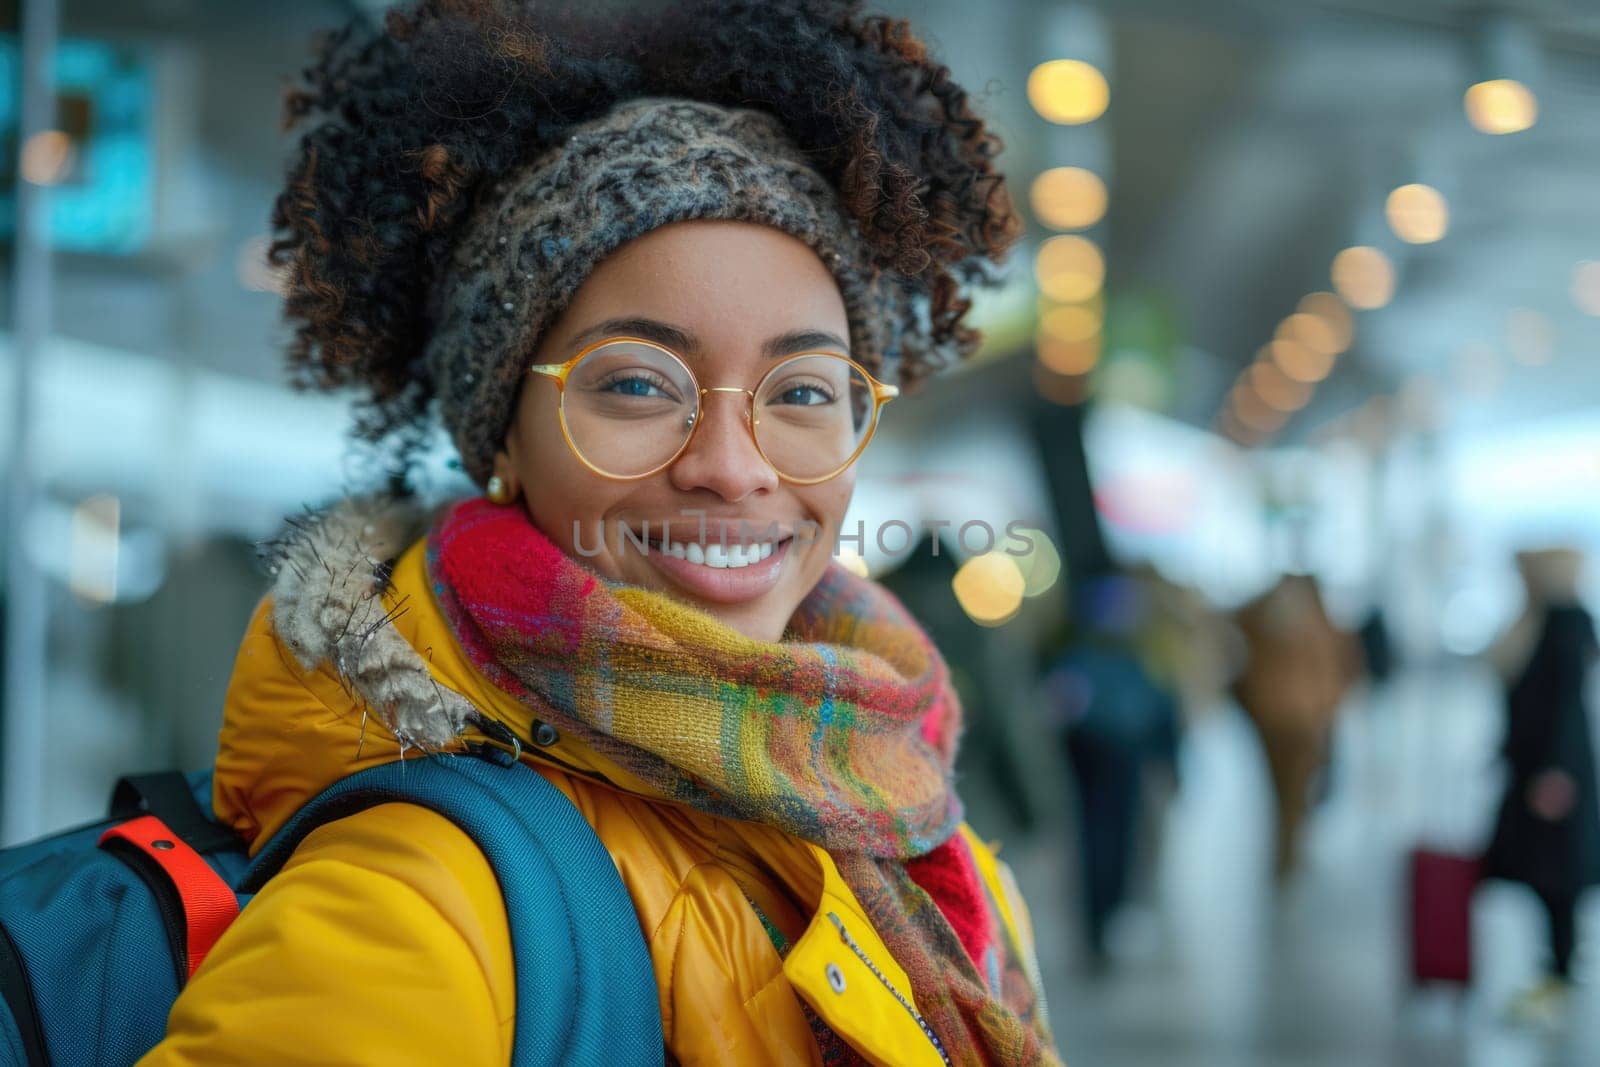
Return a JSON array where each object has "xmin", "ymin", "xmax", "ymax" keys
[{"xmin": 667, "ymin": 388, "xmax": 779, "ymax": 501}]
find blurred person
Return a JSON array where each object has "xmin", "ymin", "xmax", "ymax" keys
[
  {"xmin": 1483, "ymin": 548, "xmax": 1600, "ymax": 1026},
  {"xmin": 1041, "ymin": 571, "xmax": 1182, "ymax": 966},
  {"xmin": 127, "ymin": 2, "xmax": 1063, "ymax": 1065},
  {"xmin": 1230, "ymin": 573, "xmax": 1363, "ymax": 881}
]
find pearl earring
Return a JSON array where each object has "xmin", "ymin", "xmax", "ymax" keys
[{"xmin": 486, "ymin": 475, "xmax": 512, "ymax": 504}]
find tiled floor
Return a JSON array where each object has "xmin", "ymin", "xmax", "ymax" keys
[{"xmin": 999, "ymin": 662, "xmax": 1600, "ymax": 1066}]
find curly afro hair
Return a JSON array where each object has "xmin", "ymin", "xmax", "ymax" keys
[{"xmin": 270, "ymin": 0, "xmax": 1022, "ymax": 474}]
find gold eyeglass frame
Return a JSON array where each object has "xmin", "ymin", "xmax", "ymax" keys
[{"xmin": 526, "ymin": 334, "xmax": 900, "ymax": 486}]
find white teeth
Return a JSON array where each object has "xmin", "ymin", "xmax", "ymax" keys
[{"xmin": 659, "ymin": 540, "xmax": 777, "ymax": 568}]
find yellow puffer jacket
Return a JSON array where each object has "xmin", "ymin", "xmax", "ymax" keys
[{"xmin": 138, "ymin": 532, "xmax": 1047, "ymax": 1066}]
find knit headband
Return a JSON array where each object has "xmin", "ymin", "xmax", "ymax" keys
[{"xmin": 422, "ymin": 95, "xmax": 951, "ymax": 487}]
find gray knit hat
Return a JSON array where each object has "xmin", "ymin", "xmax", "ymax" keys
[{"xmin": 423, "ymin": 95, "xmax": 948, "ymax": 488}]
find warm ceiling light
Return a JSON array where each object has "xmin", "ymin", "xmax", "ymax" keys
[
  {"xmin": 1571, "ymin": 261, "xmax": 1600, "ymax": 317},
  {"xmin": 952, "ymin": 552, "xmax": 1027, "ymax": 626},
  {"xmin": 1268, "ymin": 337, "xmax": 1336, "ymax": 383},
  {"xmin": 1039, "ymin": 303, "xmax": 1101, "ymax": 343},
  {"xmin": 1035, "ymin": 235, "xmax": 1105, "ymax": 302},
  {"xmin": 1297, "ymin": 292, "xmax": 1355, "ymax": 352},
  {"xmin": 1250, "ymin": 358, "xmax": 1313, "ymax": 411},
  {"xmin": 1331, "ymin": 246, "xmax": 1396, "ymax": 310},
  {"xmin": 1279, "ymin": 312, "xmax": 1342, "ymax": 356},
  {"xmin": 1036, "ymin": 333, "xmax": 1101, "ymax": 376},
  {"xmin": 1464, "ymin": 79, "xmax": 1538, "ymax": 135},
  {"xmin": 1386, "ymin": 183, "xmax": 1450, "ymax": 244},
  {"xmin": 1029, "ymin": 167, "xmax": 1108, "ymax": 230},
  {"xmin": 1027, "ymin": 59, "xmax": 1110, "ymax": 125}
]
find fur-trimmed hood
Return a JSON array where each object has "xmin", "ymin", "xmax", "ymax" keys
[
  {"xmin": 215, "ymin": 490, "xmax": 603, "ymax": 852},
  {"xmin": 255, "ymin": 492, "xmax": 478, "ymax": 752}
]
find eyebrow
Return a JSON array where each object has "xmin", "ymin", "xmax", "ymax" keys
[{"xmin": 568, "ymin": 316, "xmax": 851, "ymax": 360}]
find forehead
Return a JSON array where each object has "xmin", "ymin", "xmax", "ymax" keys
[{"xmin": 555, "ymin": 221, "xmax": 849, "ymax": 353}]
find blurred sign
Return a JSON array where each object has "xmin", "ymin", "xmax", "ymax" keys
[{"xmin": 0, "ymin": 37, "xmax": 154, "ymax": 252}]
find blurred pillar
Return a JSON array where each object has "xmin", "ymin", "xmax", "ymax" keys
[
  {"xmin": 1030, "ymin": 398, "xmax": 1114, "ymax": 581},
  {"xmin": 1469, "ymin": 11, "xmax": 1543, "ymax": 93},
  {"xmin": 1027, "ymin": 4, "xmax": 1116, "ymax": 585},
  {"xmin": 2, "ymin": 0, "xmax": 59, "ymax": 845}
]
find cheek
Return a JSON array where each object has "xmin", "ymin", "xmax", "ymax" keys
[
  {"xmin": 509, "ymin": 396, "xmax": 616, "ymax": 550},
  {"xmin": 794, "ymin": 477, "xmax": 855, "ymax": 562}
]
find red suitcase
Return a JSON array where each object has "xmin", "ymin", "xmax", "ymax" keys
[{"xmin": 1407, "ymin": 848, "xmax": 1481, "ymax": 985}]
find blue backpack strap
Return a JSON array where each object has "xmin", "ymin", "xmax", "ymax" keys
[{"xmin": 241, "ymin": 749, "xmax": 664, "ymax": 1067}]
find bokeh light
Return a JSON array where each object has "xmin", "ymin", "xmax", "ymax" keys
[
  {"xmin": 1230, "ymin": 383, "xmax": 1287, "ymax": 434},
  {"xmin": 1008, "ymin": 527, "xmax": 1064, "ymax": 598},
  {"xmin": 1331, "ymin": 246, "xmax": 1396, "ymax": 310},
  {"xmin": 20, "ymin": 130, "xmax": 74, "ymax": 186},
  {"xmin": 69, "ymin": 494, "xmax": 121, "ymax": 605},
  {"xmin": 1030, "ymin": 167, "xmax": 1109, "ymax": 230},
  {"xmin": 1464, "ymin": 79, "xmax": 1538, "ymax": 135},
  {"xmin": 1297, "ymin": 292, "xmax": 1355, "ymax": 351},
  {"xmin": 952, "ymin": 552, "xmax": 1027, "ymax": 626},
  {"xmin": 1279, "ymin": 311, "xmax": 1342, "ymax": 356},
  {"xmin": 1027, "ymin": 59, "xmax": 1111, "ymax": 125},
  {"xmin": 1385, "ymin": 183, "xmax": 1449, "ymax": 244},
  {"xmin": 1035, "ymin": 235, "xmax": 1105, "ymax": 302},
  {"xmin": 1039, "ymin": 302, "xmax": 1102, "ymax": 343},
  {"xmin": 1269, "ymin": 335, "xmax": 1336, "ymax": 384},
  {"xmin": 1037, "ymin": 334, "xmax": 1101, "ymax": 376},
  {"xmin": 1250, "ymin": 358, "xmax": 1313, "ymax": 411}
]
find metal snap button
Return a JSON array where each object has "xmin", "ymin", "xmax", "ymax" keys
[
  {"xmin": 825, "ymin": 962, "xmax": 846, "ymax": 994},
  {"xmin": 534, "ymin": 723, "xmax": 559, "ymax": 747},
  {"xmin": 150, "ymin": 840, "xmax": 175, "ymax": 851}
]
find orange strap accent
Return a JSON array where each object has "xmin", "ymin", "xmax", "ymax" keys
[{"xmin": 99, "ymin": 814, "xmax": 241, "ymax": 980}]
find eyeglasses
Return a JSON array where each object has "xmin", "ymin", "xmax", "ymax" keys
[{"xmin": 526, "ymin": 335, "xmax": 899, "ymax": 485}]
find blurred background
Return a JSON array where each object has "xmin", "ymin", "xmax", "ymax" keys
[{"xmin": 2, "ymin": 0, "xmax": 1599, "ymax": 1064}]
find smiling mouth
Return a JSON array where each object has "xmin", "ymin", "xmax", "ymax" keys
[
  {"xmin": 645, "ymin": 534, "xmax": 794, "ymax": 569},
  {"xmin": 621, "ymin": 525, "xmax": 800, "ymax": 605}
]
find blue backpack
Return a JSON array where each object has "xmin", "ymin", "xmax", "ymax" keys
[{"xmin": 0, "ymin": 748, "xmax": 664, "ymax": 1066}]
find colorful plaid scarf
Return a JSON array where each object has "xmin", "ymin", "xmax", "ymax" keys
[{"xmin": 425, "ymin": 496, "xmax": 1060, "ymax": 1066}]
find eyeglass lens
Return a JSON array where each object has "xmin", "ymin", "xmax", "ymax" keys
[{"xmin": 558, "ymin": 341, "xmax": 876, "ymax": 480}]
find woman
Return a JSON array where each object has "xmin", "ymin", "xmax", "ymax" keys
[
  {"xmin": 141, "ymin": 1, "xmax": 1061, "ymax": 1064},
  {"xmin": 1230, "ymin": 573, "xmax": 1361, "ymax": 880},
  {"xmin": 1484, "ymin": 548, "xmax": 1600, "ymax": 1024}
]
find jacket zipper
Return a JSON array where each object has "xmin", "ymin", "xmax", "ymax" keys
[{"xmin": 826, "ymin": 911, "xmax": 952, "ymax": 1067}]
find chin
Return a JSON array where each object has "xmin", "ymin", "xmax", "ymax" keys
[{"xmin": 704, "ymin": 598, "xmax": 790, "ymax": 644}]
